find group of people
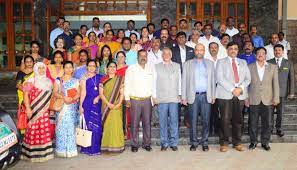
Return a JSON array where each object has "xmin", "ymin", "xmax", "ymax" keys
[{"xmin": 15, "ymin": 16, "xmax": 295, "ymax": 163}]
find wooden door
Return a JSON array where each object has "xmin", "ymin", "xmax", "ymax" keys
[{"xmin": 0, "ymin": 0, "xmax": 34, "ymax": 71}]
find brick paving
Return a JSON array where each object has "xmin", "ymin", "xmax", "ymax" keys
[{"xmin": 11, "ymin": 143, "xmax": 297, "ymax": 170}]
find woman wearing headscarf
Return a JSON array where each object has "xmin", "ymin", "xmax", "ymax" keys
[{"xmin": 21, "ymin": 62, "xmax": 54, "ymax": 162}]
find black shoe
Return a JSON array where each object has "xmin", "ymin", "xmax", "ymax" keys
[
  {"xmin": 249, "ymin": 143, "xmax": 257, "ymax": 150},
  {"xmin": 202, "ymin": 145, "xmax": 209, "ymax": 152},
  {"xmin": 190, "ymin": 145, "xmax": 197, "ymax": 151},
  {"xmin": 170, "ymin": 146, "xmax": 178, "ymax": 151},
  {"xmin": 142, "ymin": 146, "xmax": 152, "ymax": 152},
  {"xmin": 276, "ymin": 130, "xmax": 284, "ymax": 137},
  {"xmin": 131, "ymin": 146, "xmax": 138, "ymax": 152},
  {"xmin": 261, "ymin": 144, "xmax": 271, "ymax": 151},
  {"xmin": 161, "ymin": 146, "xmax": 168, "ymax": 151}
]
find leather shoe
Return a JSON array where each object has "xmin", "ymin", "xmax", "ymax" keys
[
  {"xmin": 202, "ymin": 145, "xmax": 209, "ymax": 152},
  {"xmin": 261, "ymin": 144, "xmax": 271, "ymax": 151},
  {"xmin": 220, "ymin": 145, "xmax": 228, "ymax": 152},
  {"xmin": 161, "ymin": 146, "xmax": 168, "ymax": 151},
  {"xmin": 190, "ymin": 145, "xmax": 197, "ymax": 151},
  {"xmin": 249, "ymin": 143, "xmax": 257, "ymax": 150},
  {"xmin": 131, "ymin": 146, "xmax": 138, "ymax": 152},
  {"xmin": 276, "ymin": 130, "xmax": 284, "ymax": 137},
  {"xmin": 170, "ymin": 146, "xmax": 178, "ymax": 151},
  {"xmin": 233, "ymin": 144, "xmax": 245, "ymax": 152},
  {"xmin": 142, "ymin": 146, "xmax": 152, "ymax": 152}
]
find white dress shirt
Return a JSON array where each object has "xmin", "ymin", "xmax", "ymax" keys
[
  {"xmin": 228, "ymin": 56, "xmax": 244, "ymax": 91},
  {"xmin": 179, "ymin": 45, "xmax": 186, "ymax": 64},
  {"xmin": 198, "ymin": 35, "xmax": 222, "ymax": 59},
  {"xmin": 226, "ymin": 27, "xmax": 239, "ymax": 37},
  {"xmin": 280, "ymin": 39, "xmax": 291, "ymax": 50},
  {"xmin": 86, "ymin": 27, "xmax": 103, "ymax": 36},
  {"xmin": 147, "ymin": 49, "xmax": 163, "ymax": 66},
  {"xmin": 275, "ymin": 57, "xmax": 283, "ymax": 68},
  {"xmin": 125, "ymin": 30, "xmax": 140, "ymax": 39},
  {"xmin": 264, "ymin": 44, "xmax": 288, "ymax": 61},
  {"xmin": 256, "ymin": 62, "xmax": 268, "ymax": 81},
  {"xmin": 148, "ymin": 33, "xmax": 154, "ymax": 40},
  {"xmin": 124, "ymin": 63, "xmax": 154, "ymax": 100},
  {"xmin": 185, "ymin": 41, "xmax": 198, "ymax": 49}
]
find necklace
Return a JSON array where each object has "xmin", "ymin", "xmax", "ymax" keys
[{"xmin": 90, "ymin": 75, "xmax": 98, "ymax": 91}]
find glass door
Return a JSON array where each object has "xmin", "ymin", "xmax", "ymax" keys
[
  {"xmin": 13, "ymin": 0, "xmax": 35, "ymax": 68},
  {"xmin": 0, "ymin": 1, "xmax": 7, "ymax": 69}
]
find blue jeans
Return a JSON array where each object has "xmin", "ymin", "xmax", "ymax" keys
[
  {"xmin": 157, "ymin": 103, "xmax": 179, "ymax": 147},
  {"xmin": 188, "ymin": 93, "xmax": 211, "ymax": 146}
]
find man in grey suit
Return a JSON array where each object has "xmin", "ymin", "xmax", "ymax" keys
[
  {"xmin": 248, "ymin": 47, "xmax": 280, "ymax": 151},
  {"xmin": 216, "ymin": 42, "xmax": 251, "ymax": 152},
  {"xmin": 267, "ymin": 44, "xmax": 295, "ymax": 137},
  {"xmin": 181, "ymin": 43, "xmax": 216, "ymax": 152}
]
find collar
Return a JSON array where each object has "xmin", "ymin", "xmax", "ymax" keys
[
  {"xmin": 162, "ymin": 61, "xmax": 173, "ymax": 65},
  {"xmin": 256, "ymin": 61, "xmax": 268, "ymax": 68},
  {"xmin": 228, "ymin": 56, "xmax": 237, "ymax": 62},
  {"xmin": 275, "ymin": 57, "xmax": 283, "ymax": 61},
  {"xmin": 179, "ymin": 45, "xmax": 186, "ymax": 50}
]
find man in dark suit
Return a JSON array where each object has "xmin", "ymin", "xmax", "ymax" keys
[
  {"xmin": 171, "ymin": 31, "xmax": 195, "ymax": 127},
  {"xmin": 171, "ymin": 31, "xmax": 195, "ymax": 72},
  {"xmin": 267, "ymin": 44, "xmax": 295, "ymax": 137},
  {"xmin": 248, "ymin": 47, "xmax": 279, "ymax": 151}
]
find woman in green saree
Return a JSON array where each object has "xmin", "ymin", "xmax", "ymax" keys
[{"xmin": 99, "ymin": 61, "xmax": 125, "ymax": 153}]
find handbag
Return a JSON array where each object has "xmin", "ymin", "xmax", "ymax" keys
[
  {"xmin": 16, "ymin": 104, "xmax": 27, "ymax": 130},
  {"xmin": 49, "ymin": 78, "xmax": 64, "ymax": 112},
  {"xmin": 76, "ymin": 115, "xmax": 92, "ymax": 147}
]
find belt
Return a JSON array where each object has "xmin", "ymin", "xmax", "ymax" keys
[
  {"xmin": 130, "ymin": 96, "xmax": 151, "ymax": 101},
  {"xmin": 196, "ymin": 92, "xmax": 206, "ymax": 95}
]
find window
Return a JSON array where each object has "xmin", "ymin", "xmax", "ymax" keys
[{"xmin": 176, "ymin": 0, "xmax": 248, "ymax": 30}]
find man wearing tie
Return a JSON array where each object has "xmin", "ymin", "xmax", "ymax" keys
[
  {"xmin": 267, "ymin": 44, "xmax": 295, "ymax": 137},
  {"xmin": 216, "ymin": 42, "xmax": 251, "ymax": 152},
  {"xmin": 248, "ymin": 47, "xmax": 279, "ymax": 151}
]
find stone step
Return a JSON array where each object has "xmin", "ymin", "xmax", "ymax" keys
[
  {"xmin": 126, "ymin": 131, "xmax": 297, "ymax": 146},
  {"xmin": 149, "ymin": 125, "xmax": 297, "ymax": 138}
]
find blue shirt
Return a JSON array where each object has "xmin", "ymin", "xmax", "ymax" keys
[
  {"xmin": 238, "ymin": 53, "xmax": 256, "ymax": 65},
  {"xmin": 125, "ymin": 50, "xmax": 138, "ymax": 66},
  {"xmin": 195, "ymin": 60, "xmax": 208, "ymax": 93},
  {"xmin": 50, "ymin": 27, "xmax": 64, "ymax": 49},
  {"xmin": 73, "ymin": 65, "xmax": 87, "ymax": 80},
  {"xmin": 252, "ymin": 35, "xmax": 264, "ymax": 48},
  {"xmin": 58, "ymin": 32, "xmax": 74, "ymax": 50}
]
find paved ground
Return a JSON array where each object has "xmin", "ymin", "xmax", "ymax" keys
[{"xmin": 11, "ymin": 143, "xmax": 297, "ymax": 170}]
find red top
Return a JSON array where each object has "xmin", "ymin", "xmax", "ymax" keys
[{"xmin": 116, "ymin": 66, "xmax": 128, "ymax": 77}]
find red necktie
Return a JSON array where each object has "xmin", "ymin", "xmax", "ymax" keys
[{"xmin": 232, "ymin": 58, "xmax": 239, "ymax": 83}]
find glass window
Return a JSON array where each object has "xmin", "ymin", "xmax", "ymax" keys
[
  {"xmin": 189, "ymin": 2, "xmax": 196, "ymax": 16},
  {"xmin": 0, "ymin": 3, "xmax": 5, "ymax": 18},
  {"xmin": 214, "ymin": 3, "xmax": 221, "ymax": 17},
  {"xmin": 228, "ymin": 3, "xmax": 235, "ymax": 17},
  {"xmin": 23, "ymin": 3, "xmax": 31, "ymax": 17},
  {"xmin": 238, "ymin": 3, "xmax": 245, "ymax": 17},
  {"xmin": 13, "ymin": 3, "xmax": 21, "ymax": 16},
  {"xmin": 204, "ymin": 3, "xmax": 211, "ymax": 16},
  {"xmin": 180, "ymin": 2, "xmax": 186, "ymax": 16}
]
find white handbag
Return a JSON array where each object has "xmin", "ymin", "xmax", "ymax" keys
[{"xmin": 76, "ymin": 115, "xmax": 92, "ymax": 147}]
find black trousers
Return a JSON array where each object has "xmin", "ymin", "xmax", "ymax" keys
[
  {"xmin": 249, "ymin": 102, "xmax": 273, "ymax": 145},
  {"xmin": 272, "ymin": 97, "xmax": 285, "ymax": 131},
  {"xmin": 217, "ymin": 97, "xmax": 244, "ymax": 146},
  {"xmin": 209, "ymin": 100, "xmax": 219, "ymax": 135}
]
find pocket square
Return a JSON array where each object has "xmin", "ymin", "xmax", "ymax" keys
[{"xmin": 283, "ymin": 67, "xmax": 289, "ymax": 70}]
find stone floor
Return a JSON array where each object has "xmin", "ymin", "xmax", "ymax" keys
[{"xmin": 11, "ymin": 143, "xmax": 297, "ymax": 170}]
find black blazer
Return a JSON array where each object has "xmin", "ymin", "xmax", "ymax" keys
[
  {"xmin": 267, "ymin": 58, "xmax": 295, "ymax": 97},
  {"xmin": 171, "ymin": 45, "xmax": 195, "ymax": 72}
]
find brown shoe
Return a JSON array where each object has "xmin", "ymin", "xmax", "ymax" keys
[
  {"xmin": 220, "ymin": 145, "xmax": 228, "ymax": 152},
  {"xmin": 234, "ymin": 144, "xmax": 245, "ymax": 152}
]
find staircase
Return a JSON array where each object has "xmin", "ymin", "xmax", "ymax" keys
[{"xmin": 1, "ymin": 80, "xmax": 297, "ymax": 145}]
